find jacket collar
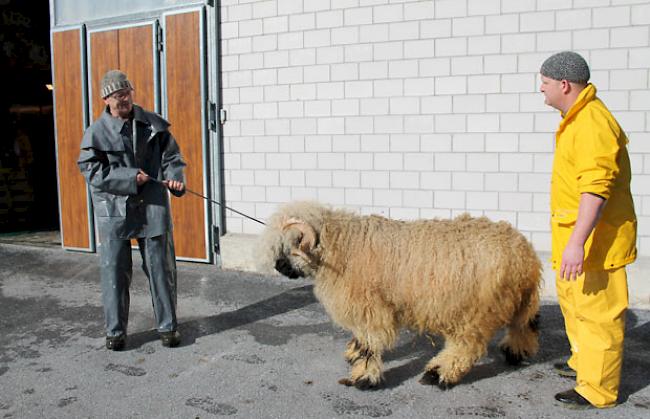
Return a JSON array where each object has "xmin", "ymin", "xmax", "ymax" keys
[
  {"xmin": 558, "ymin": 83, "xmax": 596, "ymax": 132},
  {"xmin": 98, "ymin": 104, "xmax": 169, "ymax": 145},
  {"xmin": 132, "ymin": 104, "xmax": 170, "ymax": 135},
  {"xmin": 100, "ymin": 105, "xmax": 131, "ymax": 136}
]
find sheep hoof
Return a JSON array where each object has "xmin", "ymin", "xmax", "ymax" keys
[
  {"xmin": 338, "ymin": 377, "xmax": 354, "ymax": 386},
  {"xmin": 420, "ymin": 370, "xmax": 440, "ymax": 386},
  {"xmin": 338, "ymin": 376, "xmax": 380, "ymax": 390},
  {"xmin": 438, "ymin": 380, "xmax": 454, "ymax": 391},
  {"xmin": 501, "ymin": 346, "xmax": 524, "ymax": 366},
  {"xmin": 419, "ymin": 369, "xmax": 440, "ymax": 386},
  {"xmin": 353, "ymin": 376, "xmax": 380, "ymax": 390},
  {"xmin": 419, "ymin": 370, "xmax": 454, "ymax": 390}
]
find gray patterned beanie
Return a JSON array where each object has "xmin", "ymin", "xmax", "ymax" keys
[
  {"xmin": 101, "ymin": 70, "xmax": 133, "ymax": 98},
  {"xmin": 540, "ymin": 51, "xmax": 590, "ymax": 83}
]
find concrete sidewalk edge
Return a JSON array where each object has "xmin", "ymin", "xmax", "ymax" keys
[{"xmin": 219, "ymin": 233, "xmax": 650, "ymax": 309}]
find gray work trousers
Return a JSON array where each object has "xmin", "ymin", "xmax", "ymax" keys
[{"xmin": 99, "ymin": 233, "xmax": 178, "ymax": 337}]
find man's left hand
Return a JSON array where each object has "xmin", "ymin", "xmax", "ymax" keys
[
  {"xmin": 163, "ymin": 179, "xmax": 185, "ymax": 192},
  {"xmin": 560, "ymin": 242, "xmax": 584, "ymax": 281}
]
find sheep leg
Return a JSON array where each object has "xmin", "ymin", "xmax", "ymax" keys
[
  {"xmin": 344, "ymin": 337, "xmax": 363, "ymax": 364},
  {"xmin": 499, "ymin": 312, "xmax": 540, "ymax": 365},
  {"xmin": 419, "ymin": 338, "xmax": 486, "ymax": 390},
  {"xmin": 338, "ymin": 337, "xmax": 385, "ymax": 389},
  {"xmin": 499, "ymin": 289, "xmax": 540, "ymax": 365}
]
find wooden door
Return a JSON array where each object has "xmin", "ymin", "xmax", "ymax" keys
[
  {"xmin": 164, "ymin": 9, "xmax": 209, "ymax": 261},
  {"xmin": 52, "ymin": 27, "xmax": 93, "ymax": 251}
]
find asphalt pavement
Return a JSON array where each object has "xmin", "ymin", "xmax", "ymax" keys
[{"xmin": 1, "ymin": 243, "xmax": 649, "ymax": 419}]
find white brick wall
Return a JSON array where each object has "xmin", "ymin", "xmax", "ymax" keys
[{"xmin": 220, "ymin": 0, "xmax": 650, "ymax": 256}]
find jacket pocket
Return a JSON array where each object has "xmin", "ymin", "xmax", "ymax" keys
[
  {"xmin": 93, "ymin": 194, "xmax": 128, "ymax": 217},
  {"xmin": 551, "ymin": 209, "xmax": 578, "ymax": 226}
]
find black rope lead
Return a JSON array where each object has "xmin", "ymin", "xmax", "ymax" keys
[{"xmin": 150, "ymin": 178, "xmax": 266, "ymax": 226}]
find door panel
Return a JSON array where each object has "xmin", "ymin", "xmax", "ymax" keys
[
  {"xmin": 52, "ymin": 28, "xmax": 92, "ymax": 250},
  {"xmin": 89, "ymin": 24, "xmax": 155, "ymax": 120},
  {"xmin": 118, "ymin": 25, "xmax": 156, "ymax": 112},
  {"xmin": 88, "ymin": 29, "xmax": 118, "ymax": 120},
  {"xmin": 165, "ymin": 10, "xmax": 209, "ymax": 261}
]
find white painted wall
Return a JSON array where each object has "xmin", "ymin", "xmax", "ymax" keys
[{"xmin": 219, "ymin": 0, "xmax": 650, "ymax": 256}]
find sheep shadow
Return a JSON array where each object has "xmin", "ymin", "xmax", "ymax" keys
[
  {"xmin": 381, "ymin": 303, "xmax": 650, "ymax": 398},
  {"xmin": 126, "ymin": 284, "xmax": 319, "ymax": 349}
]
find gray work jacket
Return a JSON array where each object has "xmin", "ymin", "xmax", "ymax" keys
[{"xmin": 78, "ymin": 105, "xmax": 186, "ymax": 240}]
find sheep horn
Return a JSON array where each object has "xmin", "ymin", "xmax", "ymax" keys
[{"xmin": 282, "ymin": 218, "xmax": 317, "ymax": 254}]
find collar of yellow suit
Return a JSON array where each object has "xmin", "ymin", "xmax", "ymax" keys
[{"xmin": 558, "ymin": 83, "xmax": 596, "ymax": 131}]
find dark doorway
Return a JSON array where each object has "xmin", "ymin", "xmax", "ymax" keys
[{"xmin": 0, "ymin": 0, "xmax": 59, "ymax": 236}]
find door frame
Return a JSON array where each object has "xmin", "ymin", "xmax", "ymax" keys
[
  {"xmin": 206, "ymin": 2, "xmax": 226, "ymax": 266},
  {"xmin": 50, "ymin": 4, "xmax": 222, "ymax": 263}
]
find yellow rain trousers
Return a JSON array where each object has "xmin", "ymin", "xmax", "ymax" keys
[
  {"xmin": 556, "ymin": 268, "xmax": 627, "ymax": 408},
  {"xmin": 550, "ymin": 83, "xmax": 636, "ymax": 408}
]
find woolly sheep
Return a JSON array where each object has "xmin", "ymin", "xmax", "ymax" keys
[{"xmin": 256, "ymin": 201, "xmax": 541, "ymax": 389}]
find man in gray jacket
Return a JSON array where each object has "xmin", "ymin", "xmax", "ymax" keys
[{"xmin": 78, "ymin": 70, "xmax": 186, "ymax": 351}]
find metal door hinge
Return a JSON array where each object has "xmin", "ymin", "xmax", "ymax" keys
[
  {"xmin": 213, "ymin": 225, "xmax": 221, "ymax": 255},
  {"xmin": 209, "ymin": 103, "xmax": 226, "ymax": 131},
  {"xmin": 208, "ymin": 102, "xmax": 217, "ymax": 131},
  {"xmin": 156, "ymin": 25, "xmax": 164, "ymax": 52}
]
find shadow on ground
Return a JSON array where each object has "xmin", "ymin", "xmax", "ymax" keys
[
  {"xmin": 126, "ymin": 288, "xmax": 650, "ymax": 400},
  {"xmin": 127, "ymin": 285, "xmax": 321, "ymax": 349}
]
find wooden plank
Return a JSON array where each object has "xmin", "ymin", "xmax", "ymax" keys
[
  {"xmin": 118, "ymin": 25, "xmax": 155, "ymax": 112},
  {"xmin": 89, "ymin": 30, "xmax": 118, "ymax": 121},
  {"xmin": 52, "ymin": 29, "xmax": 91, "ymax": 249},
  {"xmin": 165, "ymin": 11, "xmax": 207, "ymax": 260}
]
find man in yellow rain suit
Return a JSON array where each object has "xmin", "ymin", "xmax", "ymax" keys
[{"xmin": 540, "ymin": 51, "xmax": 637, "ymax": 409}]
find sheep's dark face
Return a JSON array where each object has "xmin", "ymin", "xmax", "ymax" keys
[
  {"xmin": 272, "ymin": 219, "xmax": 319, "ymax": 279},
  {"xmin": 274, "ymin": 254, "xmax": 305, "ymax": 278},
  {"xmin": 256, "ymin": 215, "xmax": 320, "ymax": 279}
]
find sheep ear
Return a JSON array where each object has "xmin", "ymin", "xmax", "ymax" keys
[
  {"xmin": 281, "ymin": 218, "xmax": 317, "ymax": 254},
  {"xmin": 290, "ymin": 248, "xmax": 311, "ymax": 263}
]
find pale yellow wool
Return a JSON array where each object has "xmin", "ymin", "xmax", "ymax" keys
[{"xmin": 256, "ymin": 201, "xmax": 542, "ymax": 387}]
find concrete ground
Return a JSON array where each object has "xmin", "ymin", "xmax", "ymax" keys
[{"xmin": 1, "ymin": 241, "xmax": 649, "ymax": 419}]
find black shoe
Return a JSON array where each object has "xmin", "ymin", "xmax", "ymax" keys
[
  {"xmin": 553, "ymin": 362, "xmax": 577, "ymax": 378},
  {"xmin": 160, "ymin": 330, "xmax": 181, "ymax": 348},
  {"xmin": 105, "ymin": 335, "xmax": 126, "ymax": 351},
  {"xmin": 554, "ymin": 389, "xmax": 594, "ymax": 409}
]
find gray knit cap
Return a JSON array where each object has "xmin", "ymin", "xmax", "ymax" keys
[
  {"xmin": 100, "ymin": 70, "xmax": 133, "ymax": 98},
  {"xmin": 540, "ymin": 51, "xmax": 590, "ymax": 83}
]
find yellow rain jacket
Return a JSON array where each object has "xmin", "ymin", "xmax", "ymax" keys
[{"xmin": 550, "ymin": 83, "xmax": 637, "ymax": 271}]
